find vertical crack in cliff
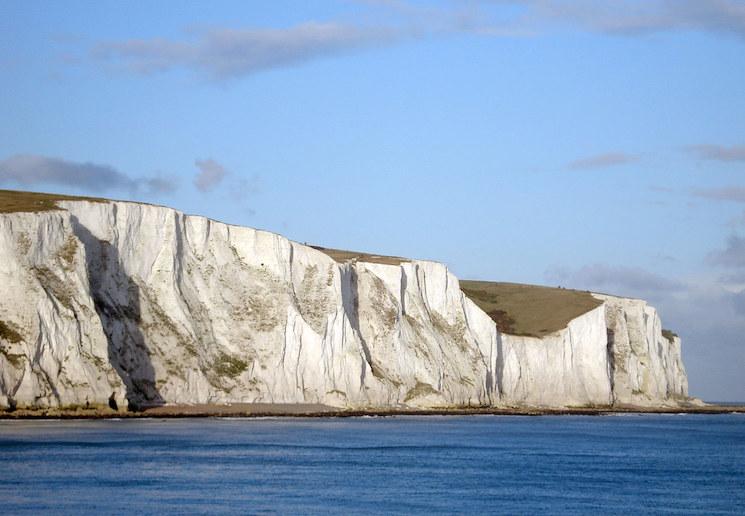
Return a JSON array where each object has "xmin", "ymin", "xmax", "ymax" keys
[
  {"xmin": 495, "ymin": 331, "xmax": 504, "ymax": 398},
  {"xmin": 340, "ymin": 264, "xmax": 374, "ymax": 386},
  {"xmin": 606, "ymin": 327, "xmax": 616, "ymax": 404},
  {"xmin": 172, "ymin": 211, "xmax": 188, "ymax": 304}
]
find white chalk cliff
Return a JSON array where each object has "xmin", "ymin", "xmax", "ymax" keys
[{"xmin": 0, "ymin": 198, "xmax": 690, "ymax": 410}]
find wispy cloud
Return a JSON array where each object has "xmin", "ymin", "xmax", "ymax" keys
[
  {"xmin": 730, "ymin": 288, "xmax": 745, "ymax": 315},
  {"xmin": 693, "ymin": 186, "xmax": 745, "ymax": 203},
  {"xmin": 708, "ymin": 235, "xmax": 745, "ymax": 269},
  {"xmin": 0, "ymin": 154, "xmax": 177, "ymax": 195},
  {"xmin": 546, "ymin": 263, "xmax": 684, "ymax": 298},
  {"xmin": 728, "ymin": 210, "xmax": 745, "ymax": 228},
  {"xmin": 194, "ymin": 158, "xmax": 227, "ymax": 192},
  {"xmin": 685, "ymin": 143, "xmax": 745, "ymax": 162},
  {"xmin": 649, "ymin": 185, "xmax": 675, "ymax": 193},
  {"xmin": 92, "ymin": 22, "xmax": 401, "ymax": 80},
  {"xmin": 522, "ymin": 0, "xmax": 745, "ymax": 38},
  {"xmin": 707, "ymin": 233, "xmax": 745, "ymax": 287},
  {"xmin": 83, "ymin": 1, "xmax": 745, "ymax": 81},
  {"xmin": 567, "ymin": 152, "xmax": 638, "ymax": 171},
  {"xmin": 228, "ymin": 174, "xmax": 260, "ymax": 202},
  {"xmin": 376, "ymin": 0, "xmax": 745, "ymax": 39},
  {"xmin": 142, "ymin": 176, "xmax": 179, "ymax": 195}
]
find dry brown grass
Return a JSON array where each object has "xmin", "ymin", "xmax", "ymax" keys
[
  {"xmin": 0, "ymin": 189, "xmax": 106, "ymax": 214},
  {"xmin": 460, "ymin": 281, "xmax": 603, "ymax": 338},
  {"xmin": 310, "ymin": 245, "xmax": 410, "ymax": 266}
]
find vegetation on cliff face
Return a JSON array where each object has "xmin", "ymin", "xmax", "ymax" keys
[
  {"xmin": 213, "ymin": 353, "xmax": 249, "ymax": 378},
  {"xmin": 0, "ymin": 320, "xmax": 23, "ymax": 343},
  {"xmin": 404, "ymin": 381, "xmax": 439, "ymax": 402},
  {"xmin": 0, "ymin": 320, "xmax": 25, "ymax": 368}
]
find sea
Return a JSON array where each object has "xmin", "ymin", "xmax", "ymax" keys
[{"xmin": 1, "ymin": 414, "xmax": 744, "ymax": 514}]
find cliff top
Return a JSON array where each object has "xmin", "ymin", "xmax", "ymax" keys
[
  {"xmin": 312, "ymin": 245, "xmax": 603, "ymax": 337},
  {"xmin": 310, "ymin": 245, "xmax": 410, "ymax": 266},
  {"xmin": 0, "ymin": 189, "xmax": 106, "ymax": 214},
  {"xmin": 1, "ymin": 189, "xmax": 604, "ymax": 338},
  {"xmin": 459, "ymin": 281, "xmax": 603, "ymax": 337}
]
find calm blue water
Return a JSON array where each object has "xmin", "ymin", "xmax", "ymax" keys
[{"xmin": 1, "ymin": 415, "xmax": 744, "ymax": 514}]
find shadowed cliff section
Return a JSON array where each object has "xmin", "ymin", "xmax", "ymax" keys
[{"xmin": 71, "ymin": 216, "xmax": 164, "ymax": 410}]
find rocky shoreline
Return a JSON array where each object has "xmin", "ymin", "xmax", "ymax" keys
[{"xmin": 2, "ymin": 403, "xmax": 743, "ymax": 420}]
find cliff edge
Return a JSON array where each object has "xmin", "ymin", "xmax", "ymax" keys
[{"xmin": 0, "ymin": 190, "xmax": 692, "ymax": 411}]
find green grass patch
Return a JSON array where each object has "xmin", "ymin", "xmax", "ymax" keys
[
  {"xmin": 661, "ymin": 329, "xmax": 678, "ymax": 343},
  {"xmin": 460, "ymin": 281, "xmax": 603, "ymax": 338},
  {"xmin": 213, "ymin": 353, "xmax": 248, "ymax": 378},
  {"xmin": 0, "ymin": 320, "xmax": 23, "ymax": 343},
  {"xmin": 57, "ymin": 235, "xmax": 78, "ymax": 269},
  {"xmin": 32, "ymin": 266, "xmax": 76, "ymax": 312}
]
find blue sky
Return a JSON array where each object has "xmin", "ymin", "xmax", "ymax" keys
[{"xmin": 1, "ymin": 0, "xmax": 744, "ymax": 400}]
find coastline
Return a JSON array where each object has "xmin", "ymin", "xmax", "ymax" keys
[{"xmin": 2, "ymin": 403, "xmax": 744, "ymax": 420}]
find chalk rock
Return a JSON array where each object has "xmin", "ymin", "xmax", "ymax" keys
[
  {"xmin": 498, "ymin": 305, "xmax": 613, "ymax": 407},
  {"xmin": 0, "ymin": 198, "xmax": 690, "ymax": 410},
  {"xmin": 595, "ymin": 294, "xmax": 688, "ymax": 406}
]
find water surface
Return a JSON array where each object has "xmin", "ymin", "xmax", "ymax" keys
[{"xmin": 1, "ymin": 414, "xmax": 744, "ymax": 514}]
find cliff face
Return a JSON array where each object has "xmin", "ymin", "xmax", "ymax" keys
[
  {"xmin": 597, "ymin": 295, "xmax": 688, "ymax": 406},
  {"xmin": 498, "ymin": 305, "xmax": 613, "ymax": 407},
  {"xmin": 0, "ymin": 197, "xmax": 689, "ymax": 410}
]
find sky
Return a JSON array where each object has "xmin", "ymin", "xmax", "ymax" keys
[{"xmin": 1, "ymin": 0, "xmax": 744, "ymax": 401}]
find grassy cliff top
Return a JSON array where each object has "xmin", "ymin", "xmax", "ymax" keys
[
  {"xmin": 0, "ymin": 189, "xmax": 106, "ymax": 214},
  {"xmin": 313, "ymin": 243, "xmax": 603, "ymax": 337},
  {"xmin": 311, "ymin": 245, "xmax": 410, "ymax": 266},
  {"xmin": 2, "ymin": 190, "xmax": 604, "ymax": 337},
  {"xmin": 460, "ymin": 280, "xmax": 603, "ymax": 337}
]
